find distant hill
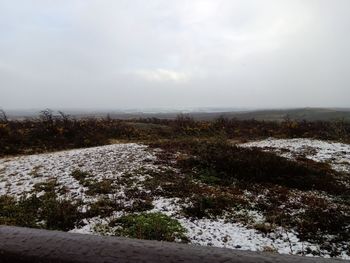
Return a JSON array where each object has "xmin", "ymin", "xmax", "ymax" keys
[
  {"xmin": 191, "ymin": 108, "xmax": 350, "ymax": 122},
  {"xmin": 112, "ymin": 108, "xmax": 350, "ymax": 122},
  {"xmin": 5, "ymin": 108, "xmax": 350, "ymax": 122}
]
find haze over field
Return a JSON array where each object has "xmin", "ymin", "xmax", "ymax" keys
[{"xmin": 0, "ymin": 0, "xmax": 349, "ymax": 109}]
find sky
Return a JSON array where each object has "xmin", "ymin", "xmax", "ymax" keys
[{"xmin": 0, "ymin": 0, "xmax": 349, "ymax": 110}]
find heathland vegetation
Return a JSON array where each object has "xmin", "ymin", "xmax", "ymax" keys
[
  {"xmin": 0, "ymin": 109, "xmax": 349, "ymax": 258},
  {"xmin": 0, "ymin": 109, "xmax": 349, "ymax": 157}
]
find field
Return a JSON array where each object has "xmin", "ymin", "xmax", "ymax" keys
[{"xmin": 0, "ymin": 111, "xmax": 349, "ymax": 259}]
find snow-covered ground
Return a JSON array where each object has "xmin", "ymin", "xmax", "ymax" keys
[
  {"xmin": 0, "ymin": 140, "xmax": 349, "ymax": 259},
  {"xmin": 70, "ymin": 196, "xmax": 336, "ymax": 258},
  {"xmin": 241, "ymin": 138, "xmax": 350, "ymax": 174},
  {"xmin": 151, "ymin": 197, "xmax": 321, "ymax": 256},
  {"xmin": 0, "ymin": 143, "xmax": 158, "ymax": 200}
]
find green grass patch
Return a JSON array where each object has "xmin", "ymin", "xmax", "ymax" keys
[{"xmin": 109, "ymin": 212, "xmax": 188, "ymax": 242}]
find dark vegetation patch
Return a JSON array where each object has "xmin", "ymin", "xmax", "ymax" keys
[
  {"xmin": 33, "ymin": 179, "xmax": 59, "ymax": 193},
  {"xmin": 126, "ymin": 199, "xmax": 154, "ymax": 213},
  {"xmin": 252, "ymin": 187, "xmax": 350, "ymax": 257},
  {"xmin": 1, "ymin": 110, "xmax": 349, "ymax": 157},
  {"xmin": 135, "ymin": 166, "xmax": 253, "ymax": 220},
  {"xmin": 71, "ymin": 169, "xmax": 90, "ymax": 182},
  {"xmin": 148, "ymin": 139, "xmax": 350, "ymax": 256},
  {"xmin": 142, "ymin": 169, "xmax": 199, "ymax": 198},
  {"xmin": 183, "ymin": 195, "xmax": 249, "ymax": 219},
  {"xmin": 87, "ymin": 198, "xmax": 124, "ymax": 218},
  {"xmin": 109, "ymin": 212, "xmax": 188, "ymax": 242},
  {"xmin": 151, "ymin": 139, "xmax": 346, "ymax": 195},
  {"xmin": 71, "ymin": 170, "xmax": 116, "ymax": 195},
  {"xmin": 0, "ymin": 184, "xmax": 83, "ymax": 231},
  {"xmin": 123, "ymin": 187, "xmax": 153, "ymax": 200},
  {"xmin": 85, "ymin": 179, "xmax": 115, "ymax": 195},
  {"xmin": 0, "ymin": 109, "xmax": 139, "ymax": 157},
  {"xmin": 0, "ymin": 195, "xmax": 42, "ymax": 228},
  {"xmin": 296, "ymin": 199, "xmax": 349, "ymax": 245}
]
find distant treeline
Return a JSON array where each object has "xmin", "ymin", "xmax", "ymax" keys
[
  {"xmin": 0, "ymin": 109, "xmax": 349, "ymax": 157},
  {"xmin": 136, "ymin": 114, "xmax": 350, "ymax": 141},
  {"xmin": 0, "ymin": 109, "xmax": 136, "ymax": 156}
]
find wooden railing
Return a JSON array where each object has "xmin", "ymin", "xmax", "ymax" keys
[{"xmin": 0, "ymin": 226, "xmax": 346, "ymax": 263}]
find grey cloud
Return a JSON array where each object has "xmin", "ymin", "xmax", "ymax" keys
[{"xmin": 0, "ymin": 0, "xmax": 349, "ymax": 109}]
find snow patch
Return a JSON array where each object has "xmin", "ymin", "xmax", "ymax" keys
[{"xmin": 241, "ymin": 138, "xmax": 350, "ymax": 173}]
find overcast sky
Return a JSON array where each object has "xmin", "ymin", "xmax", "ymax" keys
[{"xmin": 0, "ymin": 0, "xmax": 349, "ymax": 110}]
